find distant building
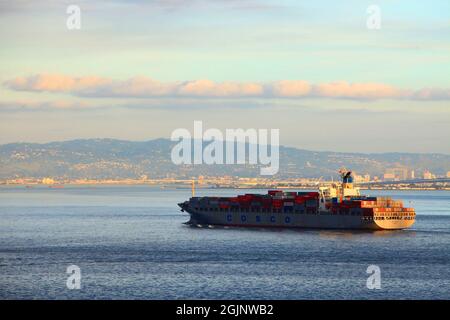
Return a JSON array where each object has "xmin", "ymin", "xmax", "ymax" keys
[
  {"xmin": 354, "ymin": 173, "xmax": 371, "ymax": 183},
  {"xmin": 423, "ymin": 170, "xmax": 435, "ymax": 179},
  {"xmin": 447, "ymin": 171, "xmax": 450, "ymax": 178},
  {"xmin": 42, "ymin": 177, "xmax": 55, "ymax": 184},
  {"xmin": 410, "ymin": 170, "xmax": 415, "ymax": 179},
  {"xmin": 384, "ymin": 167, "xmax": 409, "ymax": 181}
]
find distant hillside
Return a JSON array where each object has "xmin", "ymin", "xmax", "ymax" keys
[{"xmin": 0, "ymin": 138, "xmax": 449, "ymax": 179}]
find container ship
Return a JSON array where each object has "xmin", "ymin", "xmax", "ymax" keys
[{"xmin": 178, "ymin": 170, "xmax": 416, "ymax": 230}]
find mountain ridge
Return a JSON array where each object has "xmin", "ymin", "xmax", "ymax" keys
[
  {"xmin": 2, "ymin": 138, "xmax": 448, "ymax": 156},
  {"xmin": 1, "ymin": 138, "xmax": 449, "ymax": 179}
]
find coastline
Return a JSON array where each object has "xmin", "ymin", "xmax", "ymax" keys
[{"xmin": 1, "ymin": 180, "xmax": 449, "ymax": 191}]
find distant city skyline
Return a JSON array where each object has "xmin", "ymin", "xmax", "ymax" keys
[{"xmin": 0, "ymin": 0, "xmax": 449, "ymax": 153}]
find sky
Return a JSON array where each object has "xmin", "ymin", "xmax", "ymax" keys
[{"xmin": 0, "ymin": 0, "xmax": 449, "ymax": 153}]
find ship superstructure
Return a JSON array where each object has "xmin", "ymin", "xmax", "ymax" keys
[{"xmin": 178, "ymin": 170, "xmax": 416, "ymax": 230}]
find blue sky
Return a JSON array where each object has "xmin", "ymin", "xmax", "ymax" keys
[{"xmin": 0, "ymin": 0, "xmax": 449, "ymax": 153}]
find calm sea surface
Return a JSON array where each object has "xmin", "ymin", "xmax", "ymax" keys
[{"xmin": 0, "ymin": 186, "xmax": 449, "ymax": 299}]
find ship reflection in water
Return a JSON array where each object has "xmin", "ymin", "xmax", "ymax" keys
[{"xmin": 185, "ymin": 223, "xmax": 417, "ymax": 239}]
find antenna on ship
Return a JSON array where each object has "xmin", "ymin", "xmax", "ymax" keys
[{"xmin": 315, "ymin": 176, "xmax": 323, "ymax": 186}]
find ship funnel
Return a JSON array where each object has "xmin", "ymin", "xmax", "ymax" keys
[{"xmin": 343, "ymin": 171, "xmax": 353, "ymax": 184}]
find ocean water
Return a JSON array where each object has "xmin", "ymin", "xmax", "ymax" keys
[{"xmin": 0, "ymin": 185, "xmax": 449, "ymax": 300}]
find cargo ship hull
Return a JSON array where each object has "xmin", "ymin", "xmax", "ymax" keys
[
  {"xmin": 180, "ymin": 206, "xmax": 415, "ymax": 230},
  {"xmin": 178, "ymin": 171, "xmax": 416, "ymax": 231}
]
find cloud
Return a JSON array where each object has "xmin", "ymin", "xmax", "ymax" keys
[
  {"xmin": 5, "ymin": 74, "xmax": 111, "ymax": 93},
  {"xmin": 271, "ymin": 80, "xmax": 311, "ymax": 97},
  {"xmin": 410, "ymin": 88, "xmax": 450, "ymax": 100},
  {"xmin": 177, "ymin": 79, "xmax": 263, "ymax": 97},
  {"xmin": 312, "ymin": 81, "xmax": 402, "ymax": 99},
  {"xmin": 5, "ymin": 73, "xmax": 450, "ymax": 101},
  {"xmin": 0, "ymin": 99, "xmax": 90, "ymax": 111}
]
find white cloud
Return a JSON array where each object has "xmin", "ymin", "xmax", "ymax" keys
[{"xmin": 5, "ymin": 73, "xmax": 450, "ymax": 101}]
